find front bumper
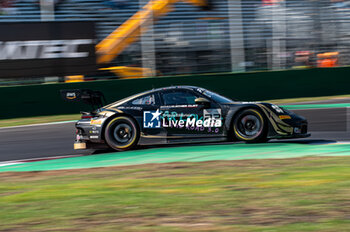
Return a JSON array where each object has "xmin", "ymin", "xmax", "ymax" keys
[
  {"xmin": 268, "ymin": 119, "xmax": 310, "ymax": 139},
  {"xmin": 272, "ymin": 133, "xmax": 311, "ymax": 139}
]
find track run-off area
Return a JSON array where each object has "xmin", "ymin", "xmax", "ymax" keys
[
  {"xmin": 1, "ymin": 142, "xmax": 350, "ymax": 172},
  {"xmin": 1, "ymin": 101, "xmax": 350, "ymax": 172}
]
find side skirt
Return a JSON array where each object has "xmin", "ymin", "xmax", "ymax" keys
[{"xmin": 167, "ymin": 137, "xmax": 228, "ymax": 144}]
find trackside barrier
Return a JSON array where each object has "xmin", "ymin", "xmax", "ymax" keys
[{"xmin": 1, "ymin": 67, "xmax": 350, "ymax": 119}]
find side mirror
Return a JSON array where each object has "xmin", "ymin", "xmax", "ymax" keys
[{"xmin": 195, "ymin": 97, "xmax": 210, "ymax": 107}]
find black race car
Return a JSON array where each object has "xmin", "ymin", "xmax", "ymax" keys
[{"xmin": 62, "ymin": 86, "xmax": 309, "ymax": 151}]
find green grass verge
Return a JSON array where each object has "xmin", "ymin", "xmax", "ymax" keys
[{"xmin": 1, "ymin": 157, "xmax": 350, "ymax": 231}]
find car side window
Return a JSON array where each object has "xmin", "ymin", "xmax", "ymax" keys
[
  {"xmin": 162, "ymin": 91, "xmax": 197, "ymax": 105},
  {"xmin": 132, "ymin": 94, "xmax": 156, "ymax": 105}
]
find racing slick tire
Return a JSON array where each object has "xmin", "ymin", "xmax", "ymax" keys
[
  {"xmin": 233, "ymin": 109, "xmax": 268, "ymax": 143},
  {"xmin": 104, "ymin": 116, "xmax": 139, "ymax": 151}
]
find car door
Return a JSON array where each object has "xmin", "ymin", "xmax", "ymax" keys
[
  {"xmin": 159, "ymin": 89, "xmax": 224, "ymax": 137},
  {"xmin": 127, "ymin": 92, "xmax": 166, "ymax": 137}
]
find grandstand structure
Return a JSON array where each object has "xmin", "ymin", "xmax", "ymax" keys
[{"xmin": 1, "ymin": 0, "xmax": 350, "ymax": 79}]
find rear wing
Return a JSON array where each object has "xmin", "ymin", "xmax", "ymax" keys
[{"xmin": 60, "ymin": 89, "xmax": 107, "ymax": 110}]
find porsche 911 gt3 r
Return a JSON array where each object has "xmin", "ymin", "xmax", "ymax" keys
[{"xmin": 69, "ymin": 86, "xmax": 309, "ymax": 151}]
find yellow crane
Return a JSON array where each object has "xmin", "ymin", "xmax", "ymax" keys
[
  {"xmin": 97, "ymin": 0, "xmax": 211, "ymax": 64},
  {"xmin": 66, "ymin": 0, "xmax": 211, "ymax": 82}
]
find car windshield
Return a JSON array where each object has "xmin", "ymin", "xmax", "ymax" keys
[{"xmin": 203, "ymin": 90, "xmax": 233, "ymax": 104}]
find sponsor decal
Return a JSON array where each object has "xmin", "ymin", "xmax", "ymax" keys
[
  {"xmin": 117, "ymin": 106, "xmax": 142, "ymax": 110},
  {"xmin": 143, "ymin": 109, "xmax": 222, "ymax": 130},
  {"xmin": 66, "ymin": 92, "xmax": 76, "ymax": 100},
  {"xmin": 89, "ymin": 130, "xmax": 99, "ymax": 134},
  {"xmin": 90, "ymin": 135, "xmax": 99, "ymax": 139},
  {"xmin": 279, "ymin": 115, "xmax": 291, "ymax": 120},
  {"xmin": 143, "ymin": 109, "xmax": 162, "ymax": 128},
  {"xmin": 160, "ymin": 104, "xmax": 198, "ymax": 109},
  {"xmin": 0, "ymin": 39, "xmax": 94, "ymax": 60},
  {"xmin": 162, "ymin": 118, "xmax": 221, "ymax": 129},
  {"xmin": 204, "ymin": 109, "xmax": 221, "ymax": 120},
  {"xmin": 90, "ymin": 119, "xmax": 103, "ymax": 125},
  {"xmin": 271, "ymin": 104, "xmax": 284, "ymax": 113},
  {"xmin": 240, "ymin": 101, "xmax": 259, "ymax": 104},
  {"xmin": 196, "ymin": 88, "xmax": 205, "ymax": 93}
]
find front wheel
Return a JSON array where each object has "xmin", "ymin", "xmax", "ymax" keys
[
  {"xmin": 233, "ymin": 109, "xmax": 268, "ymax": 143},
  {"xmin": 104, "ymin": 116, "xmax": 139, "ymax": 151}
]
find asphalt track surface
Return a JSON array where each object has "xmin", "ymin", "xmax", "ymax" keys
[
  {"xmin": 0, "ymin": 106, "xmax": 349, "ymax": 162},
  {"xmin": 2, "ymin": 142, "xmax": 350, "ymax": 172}
]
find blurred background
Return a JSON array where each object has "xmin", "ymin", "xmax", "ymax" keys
[{"xmin": 0, "ymin": 0, "xmax": 349, "ymax": 85}]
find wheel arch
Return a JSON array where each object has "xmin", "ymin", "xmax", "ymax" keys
[
  {"xmin": 225, "ymin": 105, "xmax": 269, "ymax": 139},
  {"xmin": 101, "ymin": 113, "xmax": 140, "ymax": 141}
]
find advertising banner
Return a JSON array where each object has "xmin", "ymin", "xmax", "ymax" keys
[{"xmin": 0, "ymin": 21, "xmax": 96, "ymax": 78}]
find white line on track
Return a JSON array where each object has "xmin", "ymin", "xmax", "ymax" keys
[
  {"xmin": 0, "ymin": 154, "xmax": 83, "ymax": 167},
  {"xmin": 333, "ymin": 141, "xmax": 350, "ymax": 144},
  {"xmin": 291, "ymin": 107, "xmax": 349, "ymax": 110},
  {"xmin": 0, "ymin": 162, "xmax": 24, "ymax": 167},
  {"xmin": 0, "ymin": 120, "xmax": 76, "ymax": 130}
]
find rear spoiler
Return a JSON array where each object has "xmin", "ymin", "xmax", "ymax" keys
[{"xmin": 60, "ymin": 89, "xmax": 107, "ymax": 110}]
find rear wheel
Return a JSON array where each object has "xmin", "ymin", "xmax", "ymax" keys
[
  {"xmin": 233, "ymin": 109, "xmax": 268, "ymax": 143},
  {"xmin": 104, "ymin": 116, "xmax": 139, "ymax": 151}
]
